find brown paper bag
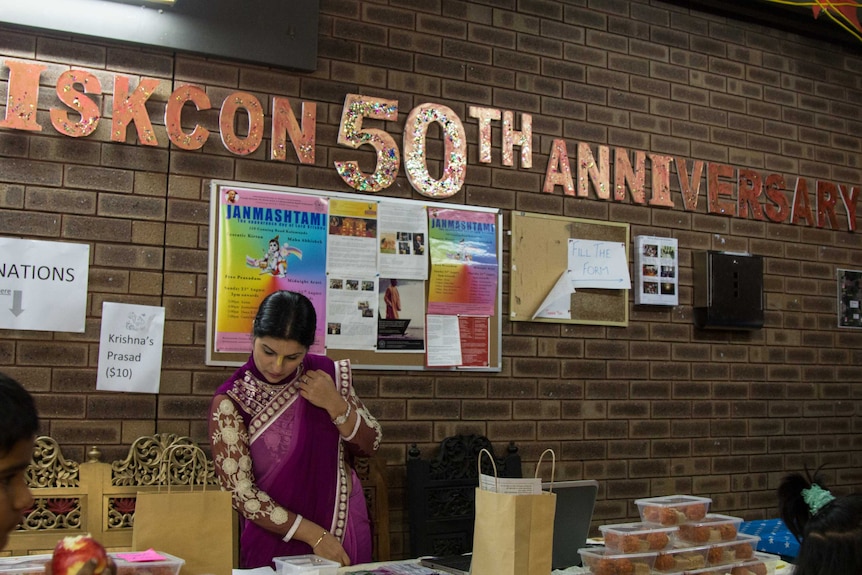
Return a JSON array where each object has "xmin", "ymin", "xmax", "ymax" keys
[
  {"xmin": 132, "ymin": 445, "xmax": 234, "ymax": 575},
  {"xmin": 471, "ymin": 448, "xmax": 557, "ymax": 575}
]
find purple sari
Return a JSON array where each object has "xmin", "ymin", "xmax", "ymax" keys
[{"xmin": 215, "ymin": 354, "xmax": 372, "ymax": 568}]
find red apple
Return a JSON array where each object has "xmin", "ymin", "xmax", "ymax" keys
[{"xmin": 51, "ymin": 534, "xmax": 109, "ymax": 575}]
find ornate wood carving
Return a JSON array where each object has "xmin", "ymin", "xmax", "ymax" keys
[{"xmin": 111, "ymin": 433, "xmax": 216, "ymax": 486}]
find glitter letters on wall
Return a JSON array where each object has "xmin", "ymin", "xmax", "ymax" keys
[
  {"xmin": 51, "ymin": 70, "xmax": 101, "ymax": 138},
  {"xmin": 335, "ymin": 94, "xmax": 400, "ymax": 192},
  {"xmin": 403, "ymin": 103, "xmax": 467, "ymax": 199},
  {"xmin": 165, "ymin": 85, "xmax": 211, "ymax": 151},
  {"xmin": 219, "ymin": 92, "xmax": 264, "ymax": 156}
]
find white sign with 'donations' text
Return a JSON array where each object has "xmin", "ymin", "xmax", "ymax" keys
[
  {"xmin": 0, "ymin": 238, "xmax": 90, "ymax": 333},
  {"xmin": 97, "ymin": 302, "xmax": 165, "ymax": 393}
]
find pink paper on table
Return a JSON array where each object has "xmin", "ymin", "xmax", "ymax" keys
[{"xmin": 114, "ymin": 549, "xmax": 166, "ymax": 562}]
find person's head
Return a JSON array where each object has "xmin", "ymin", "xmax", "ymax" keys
[
  {"xmin": 251, "ymin": 291, "xmax": 317, "ymax": 383},
  {"xmin": 0, "ymin": 372, "xmax": 38, "ymax": 547},
  {"xmin": 268, "ymin": 236, "xmax": 280, "ymax": 254},
  {"xmin": 778, "ymin": 470, "xmax": 862, "ymax": 575}
]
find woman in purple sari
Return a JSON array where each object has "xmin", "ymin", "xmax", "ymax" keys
[{"xmin": 209, "ymin": 291, "xmax": 382, "ymax": 568}]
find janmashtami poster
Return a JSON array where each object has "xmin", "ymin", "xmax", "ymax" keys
[
  {"xmin": 215, "ymin": 186, "xmax": 328, "ymax": 354},
  {"xmin": 427, "ymin": 207, "xmax": 498, "ymax": 316}
]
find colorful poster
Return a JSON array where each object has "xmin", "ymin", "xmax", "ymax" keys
[
  {"xmin": 427, "ymin": 208, "xmax": 498, "ymax": 316},
  {"xmin": 215, "ymin": 186, "xmax": 328, "ymax": 354}
]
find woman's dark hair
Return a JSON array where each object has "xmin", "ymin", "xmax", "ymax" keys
[
  {"xmin": 252, "ymin": 290, "xmax": 317, "ymax": 348},
  {"xmin": 778, "ymin": 470, "xmax": 862, "ymax": 575},
  {"xmin": 0, "ymin": 372, "xmax": 39, "ymax": 456}
]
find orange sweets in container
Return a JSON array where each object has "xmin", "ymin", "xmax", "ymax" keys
[
  {"xmin": 635, "ymin": 495, "xmax": 712, "ymax": 526},
  {"xmin": 578, "ymin": 547, "xmax": 658, "ymax": 575},
  {"xmin": 704, "ymin": 534, "xmax": 760, "ymax": 566},
  {"xmin": 599, "ymin": 522, "xmax": 678, "ymax": 553},
  {"xmin": 653, "ymin": 544, "xmax": 711, "ymax": 573},
  {"xmin": 677, "ymin": 514, "xmax": 744, "ymax": 545},
  {"xmin": 681, "ymin": 553, "xmax": 776, "ymax": 575}
]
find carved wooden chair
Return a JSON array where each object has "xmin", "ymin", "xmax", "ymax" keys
[
  {"xmin": 406, "ymin": 434, "xmax": 522, "ymax": 557},
  {"xmin": 354, "ymin": 456, "xmax": 390, "ymax": 562},
  {"xmin": 3, "ymin": 434, "xmax": 220, "ymax": 557},
  {"xmin": 3, "ymin": 435, "xmax": 390, "ymax": 565}
]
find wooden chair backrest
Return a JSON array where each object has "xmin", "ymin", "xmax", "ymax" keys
[{"xmin": 405, "ymin": 434, "xmax": 521, "ymax": 558}]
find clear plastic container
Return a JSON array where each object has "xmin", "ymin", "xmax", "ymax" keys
[
  {"xmin": 599, "ymin": 521, "xmax": 678, "ymax": 553},
  {"xmin": 751, "ymin": 552, "xmax": 780, "ymax": 575},
  {"xmin": 578, "ymin": 546, "xmax": 658, "ymax": 575},
  {"xmin": 653, "ymin": 544, "xmax": 711, "ymax": 573},
  {"xmin": 0, "ymin": 552, "xmax": 184, "ymax": 575},
  {"xmin": 677, "ymin": 514, "xmax": 744, "ymax": 545},
  {"xmin": 273, "ymin": 555, "xmax": 340, "ymax": 575},
  {"xmin": 705, "ymin": 534, "xmax": 760, "ymax": 565},
  {"xmin": 0, "ymin": 555, "xmax": 50, "ymax": 575},
  {"xmin": 112, "ymin": 552, "xmax": 185, "ymax": 575},
  {"xmin": 682, "ymin": 554, "xmax": 777, "ymax": 575},
  {"xmin": 635, "ymin": 495, "xmax": 713, "ymax": 526}
]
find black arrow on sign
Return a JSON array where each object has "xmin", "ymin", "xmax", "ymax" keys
[{"xmin": 10, "ymin": 290, "xmax": 24, "ymax": 316}]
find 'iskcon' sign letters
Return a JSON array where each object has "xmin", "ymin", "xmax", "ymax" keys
[{"xmin": 1, "ymin": 59, "xmax": 858, "ymax": 232}]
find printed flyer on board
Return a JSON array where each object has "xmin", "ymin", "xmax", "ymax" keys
[
  {"xmin": 427, "ymin": 207, "xmax": 498, "ymax": 317},
  {"xmin": 215, "ymin": 186, "xmax": 328, "ymax": 355}
]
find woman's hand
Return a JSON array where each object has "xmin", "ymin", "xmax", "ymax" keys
[
  {"xmin": 312, "ymin": 530, "xmax": 350, "ymax": 566},
  {"xmin": 297, "ymin": 369, "xmax": 345, "ymax": 419}
]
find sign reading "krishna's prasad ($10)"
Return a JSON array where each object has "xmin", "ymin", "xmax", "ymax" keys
[{"xmin": 97, "ymin": 302, "xmax": 165, "ymax": 393}]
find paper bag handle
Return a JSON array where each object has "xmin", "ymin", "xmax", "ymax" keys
[
  {"xmin": 536, "ymin": 448, "xmax": 556, "ymax": 492},
  {"xmin": 477, "ymin": 447, "xmax": 499, "ymax": 491},
  {"xmin": 158, "ymin": 444, "xmax": 209, "ymax": 493}
]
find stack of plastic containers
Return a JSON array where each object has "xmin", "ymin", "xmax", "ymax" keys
[{"xmin": 577, "ymin": 495, "xmax": 781, "ymax": 575}]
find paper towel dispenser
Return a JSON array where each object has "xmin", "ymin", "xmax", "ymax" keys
[{"xmin": 693, "ymin": 251, "xmax": 763, "ymax": 330}]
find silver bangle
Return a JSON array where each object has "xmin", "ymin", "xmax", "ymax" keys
[
  {"xmin": 282, "ymin": 513, "xmax": 302, "ymax": 542},
  {"xmin": 332, "ymin": 401, "xmax": 351, "ymax": 426}
]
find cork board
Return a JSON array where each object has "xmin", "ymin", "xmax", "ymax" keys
[
  {"xmin": 509, "ymin": 212, "xmax": 629, "ymax": 326},
  {"xmin": 206, "ymin": 181, "xmax": 502, "ymax": 371}
]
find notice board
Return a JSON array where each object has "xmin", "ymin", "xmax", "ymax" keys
[
  {"xmin": 206, "ymin": 181, "xmax": 502, "ymax": 371},
  {"xmin": 509, "ymin": 212, "xmax": 629, "ymax": 326}
]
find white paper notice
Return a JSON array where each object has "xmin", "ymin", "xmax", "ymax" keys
[
  {"xmin": 568, "ymin": 239, "xmax": 631, "ymax": 288},
  {"xmin": 0, "ymin": 238, "xmax": 89, "ymax": 333},
  {"xmin": 532, "ymin": 270, "xmax": 576, "ymax": 319},
  {"xmin": 325, "ymin": 275, "xmax": 378, "ymax": 350},
  {"xmin": 426, "ymin": 314, "xmax": 461, "ymax": 367},
  {"xmin": 378, "ymin": 202, "xmax": 428, "ymax": 280},
  {"xmin": 97, "ymin": 302, "xmax": 165, "ymax": 393},
  {"xmin": 479, "ymin": 473, "xmax": 542, "ymax": 494},
  {"xmin": 326, "ymin": 199, "xmax": 379, "ymax": 275}
]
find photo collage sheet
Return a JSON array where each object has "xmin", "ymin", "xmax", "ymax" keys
[{"xmin": 634, "ymin": 235, "xmax": 679, "ymax": 306}]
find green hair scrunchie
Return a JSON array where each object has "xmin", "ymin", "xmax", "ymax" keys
[{"xmin": 802, "ymin": 483, "xmax": 836, "ymax": 515}]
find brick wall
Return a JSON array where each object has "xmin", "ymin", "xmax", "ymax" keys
[{"xmin": 2, "ymin": 0, "xmax": 862, "ymax": 558}]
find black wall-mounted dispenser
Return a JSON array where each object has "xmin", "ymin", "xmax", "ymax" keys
[{"xmin": 693, "ymin": 251, "xmax": 764, "ymax": 330}]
